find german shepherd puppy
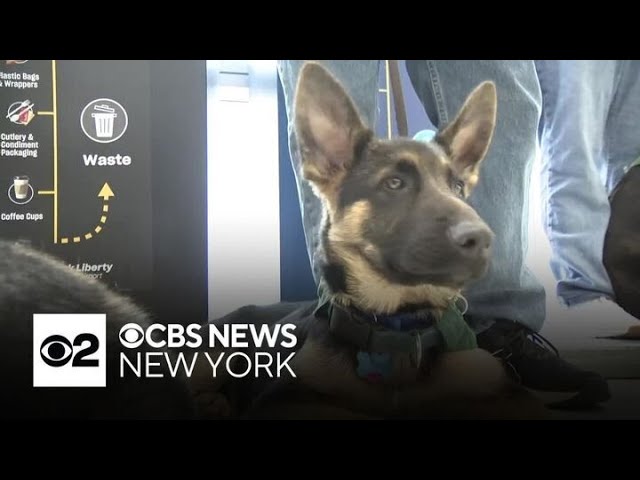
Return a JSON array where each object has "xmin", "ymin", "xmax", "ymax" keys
[{"xmin": 193, "ymin": 62, "xmax": 546, "ymax": 419}]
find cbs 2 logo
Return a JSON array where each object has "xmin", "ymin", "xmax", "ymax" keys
[{"xmin": 40, "ymin": 334, "xmax": 100, "ymax": 368}]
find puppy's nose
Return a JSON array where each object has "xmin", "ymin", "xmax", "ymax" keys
[{"xmin": 449, "ymin": 221, "xmax": 493, "ymax": 256}]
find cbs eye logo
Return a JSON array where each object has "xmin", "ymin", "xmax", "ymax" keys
[
  {"xmin": 119, "ymin": 323, "xmax": 144, "ymax": 348},
  {"xmin": 40, "ymin": 333, "xmax": 100, "ymax": 367},
  {"xmin": 33, "ymin": 314, "xmax": 106, "ymax": 387}
]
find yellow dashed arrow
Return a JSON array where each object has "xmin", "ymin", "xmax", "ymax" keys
[{"xmin": 60, "ymin": 182, "xmax": 115, "ymax": 244}]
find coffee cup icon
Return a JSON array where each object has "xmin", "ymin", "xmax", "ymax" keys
[
  {"xmin": 8, "ymin": 175, "xmax": 33, "ymax": 205},
  {"xmin": 13, "ymin": 175, "xmax": 30, "ymax": 199}
]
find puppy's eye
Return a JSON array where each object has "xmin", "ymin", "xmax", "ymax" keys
[
  {"xmin": 384, "ymin": 177, "xmax": 405, "ymax": 190},
  {"xmin": 452, "ymin": 179, "xmax": 465, "ymax": 197}
]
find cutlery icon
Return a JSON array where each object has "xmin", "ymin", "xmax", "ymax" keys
[{"xmin": 6, "ymin": 100, "xmax": 35, "ymax": 125}]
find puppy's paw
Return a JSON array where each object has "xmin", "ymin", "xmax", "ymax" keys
[
  {"xmin": 195, "ymin": 392, "xmax": 232, "ymax": 419},
  {"xmin": 423, "ymin": 349, "xmax": 549, "ymax": 419},
  {"xmin": 431, "ymin": 348, "xmax": 509, "ymax": 398}
]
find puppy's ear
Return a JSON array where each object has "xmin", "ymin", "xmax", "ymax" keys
[
  {"xmin": 293, "ymin": 62, "xmax": 370, "ymax": 190},
  {"xmin": 435, "ymin": 81, "xmax": 497, "ymax": 193}
]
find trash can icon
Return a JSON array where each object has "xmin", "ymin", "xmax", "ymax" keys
[
  {"xmin": 91, "ymin": 104, "xmax": 118, "ymax": 138},
  {"xmin": 81, "ymin": 98, "xmax": 128, "ymax": 144}
]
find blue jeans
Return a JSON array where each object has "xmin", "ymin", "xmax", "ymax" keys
[
  {"xmin": 535, "ymin": 60, "xmax": 640, "ymax": 307},
  {"xmin": 278, "ymin": 60, "xmax": 545, "ymax": 332}
]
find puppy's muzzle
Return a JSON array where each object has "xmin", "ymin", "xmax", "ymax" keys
[{"xmin": 448, "ymin": 221, "xmax": 494, "ymax": 259}]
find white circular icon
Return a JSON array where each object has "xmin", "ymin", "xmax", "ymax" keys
[
  {"xmin": 8, "ymin": 184, "xmax": 34, "ymax": 205},
  {"xmin": 119, "ymin": 323, "xmax": 145, "ymax": 348},
  {"xmin": 6, "ymin": 100, "xmax": 35, "ymax": 126},
  {"xmin": 80, "ymin": 98, "xmax": 128, "ymax": 144}
]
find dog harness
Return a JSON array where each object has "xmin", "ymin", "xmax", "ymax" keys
[{"xmin": 315, "ymin": 292, "xmax": 477, "ymax": 387}]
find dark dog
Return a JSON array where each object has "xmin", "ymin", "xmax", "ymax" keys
[
  {"xmin": 0, "ymin": 241, "xmax": 196, "ymax": 419},
  {"xmin": 193, "ymin": 62, "xmax": 546, "ymax": 419},
  {"xmin": 604, "ymin": 163, "xmax": 640, "ymax": 337}
]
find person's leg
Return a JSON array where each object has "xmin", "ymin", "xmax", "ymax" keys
[
  {"xmin": 406, "ymin": 60, "xmax": 609, "ymax": 406},
  {"xmin": 277, "ymin": 60, "xmax": 381, "ymax": 283},
  {"xmin": 602, "ymin": 61, "xmax": 640, "ymax": 198},
  {"xmin": 535, "ymin": 60, "xmax": 617, "ymax": 307},
  {"xmin": 535, "ymin": 60, "xmax": 640, "ymax": 345}
]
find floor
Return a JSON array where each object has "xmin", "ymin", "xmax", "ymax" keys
[{"xmin": 547, "ymin": 380, "xmax": 640, "ymax": 419}]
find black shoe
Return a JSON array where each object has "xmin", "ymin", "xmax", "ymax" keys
[{"xmin": 476, "ymin": 318, "xmax": 611, "ymax": 410}]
